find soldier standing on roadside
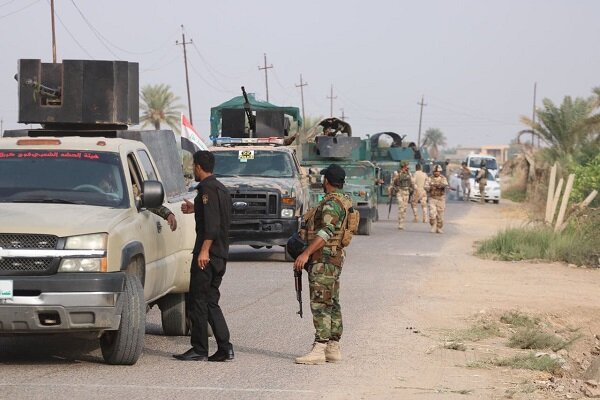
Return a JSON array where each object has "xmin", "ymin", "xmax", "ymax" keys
[
  {"xmin": 425, "ymin": 164, "xmax": 449, "ymax": 234},
  {"xmin": 410, "ymin": 163, "xmax": 428, "ymax": 223},
  {"xmin": 475, "ymin": 160, "xmax": 488, "ymax": 204},
  {"xmin": 393, "ymin": 161, "xmax": 412, "ymax": 230},
  {"xmin": 174, "ymin": 150, "xmax": 234, "ymax": 362},
  {"xmin": 459, "ymin": 161, "xmax": 472, "ymax": 201},
  {"xmin": 293, "ymin": 164, "xmax": 354, "ymax": 365}
]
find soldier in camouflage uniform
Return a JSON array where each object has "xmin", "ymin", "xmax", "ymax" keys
[
  {"xmin": 475, "ymin": 160, "xmax": 488, "ymax": 204},
  {"xmin": 410, "ymin": 163, "xmax": 428, "ymax": 223},
  {"xmin": 459, "ymin": 161, "xmax": 472, "ymax": 201},
  {"xmin": 393, "ymin": 161, "xmax": 413, "ymax": 230},
  {"xmin": 293, "ymin": 164, "xmax": 351, "ymax": 365},
  {"xmin": 425, "ymin": 164, "xmax": 448, "ymax": 234}
]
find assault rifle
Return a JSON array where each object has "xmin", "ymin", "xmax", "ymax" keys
[
  {"xmin": 387, "ymin": 185, "xmax": 397, "ymax": 219},
  {"xmin": 241, "ymin": 86, "xmax": 256, "ymax": 137},
  {"xmin": 294, "ymin": 269, "xmax": 303, "ymax": 318}
]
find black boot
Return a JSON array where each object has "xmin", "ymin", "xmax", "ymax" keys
[{"xmin": 208, "ymin": 345, "xmax": 234, "ymax": 362}]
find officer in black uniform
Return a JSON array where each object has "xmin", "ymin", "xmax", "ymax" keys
[{"xmin": 174, "ymin": 150, "xmax": 234, "ymax": 362}]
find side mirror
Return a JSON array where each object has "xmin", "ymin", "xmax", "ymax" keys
[{"xmin": 140, "ymin": 180, "xmax": 164, "ymax": 209}]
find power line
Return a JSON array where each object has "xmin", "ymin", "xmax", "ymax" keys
[
  {"xmin": 0, "ymin": 0, "xmax": 18, "ymax": 8},
  {"xmin": 188, "ymin": 59, "xmax": 236, "ymax": 94},
  {"xmin": 0, "ymin": 0, "xmax": 40, "ymax": 19},
  {"xmin": 52, "ymin": 3, "xmax": 94, "ymax": 59},
  {"xmin": 68, "ymin": 0, "xmax": 175, "ymax": 56}
]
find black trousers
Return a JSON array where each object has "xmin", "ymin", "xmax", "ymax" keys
[{"xmin": 188, "ymin": 255, "xmax": 231, "ymax": 355}]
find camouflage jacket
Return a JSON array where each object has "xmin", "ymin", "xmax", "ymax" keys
[
  {"xmin": 312, "ymin": 190, "xmax": 349, "ymax": 260},
  {"xmin": 425, "ymin": 175, "xmax": 448, "ymax": 198},
  {"xmin": 460, "ymin": 167, "xmax": 471, "ymax": 181},
  {"xmin": 393, "ymin": 170, "xmax": 413, "ymax": 190}
]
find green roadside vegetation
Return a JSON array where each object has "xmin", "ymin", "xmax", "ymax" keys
[
  {"xmin": 476, "ymin": 208, "xmax": 600, "ymax": 267},
  {"xmin": 482, "ymin": 85, "xmax": 600, "ymax": 266}
]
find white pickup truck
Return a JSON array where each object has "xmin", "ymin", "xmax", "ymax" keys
[{"xmin": 0, "ymin": 130, "xmax": 195, "ymax": 365}]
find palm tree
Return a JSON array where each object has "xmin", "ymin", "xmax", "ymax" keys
[
  {"xmin": 422, "ymin": 128, "xmax": 447, "ymax": 160},
  {"xmin": 140, "ymin": 84, "xmax": 183, "ymax": 133}
]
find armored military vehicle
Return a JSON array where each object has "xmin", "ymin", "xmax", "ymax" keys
[
  {"xmin": 298, "ymin": 118, "xmax": 380, "ymax": 235},
  {"xmin": 366, "ymin": 132, "xmax": 431, "ymax": 202},
  {"xmin": 208, "ymin": 89, "xmax": 308, "ymax": 260},
  {"xmin": 0, "ymin": 59, "xmax": 196, "ymax": 365}
]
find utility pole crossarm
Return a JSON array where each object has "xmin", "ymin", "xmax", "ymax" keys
[
  {"xmin": 258, "ymin": 53, "xmax": 274, "ymax": 102},
  {"xmin": 176, "ymin": 25, "xmax": 194, "ymax": 124}
]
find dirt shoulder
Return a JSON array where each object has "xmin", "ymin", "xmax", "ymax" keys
[{"xmin": 402, "ymin": 200, "xmax": 600, "ymax": 399}]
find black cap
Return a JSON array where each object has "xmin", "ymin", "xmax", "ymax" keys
[{"xmin": 320, "ymin": 164, "xmax": 346, "ymax": 185}]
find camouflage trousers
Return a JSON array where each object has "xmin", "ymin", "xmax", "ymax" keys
[
  {"xmin": 410, "ymin": 188, "xmax": 427, "ymax": 219},
  {"xmin": 429, "ymin": 196, "xmax": 446, "ymax": 229},
  {"xmin": 309, "ymin": 261, "xmax": 342, "ymax": 342},
  {"xmin": 461, "ymin": 179, "xmax": 471, "ymax": 201},
  {"xmin": 396, "ymin": 188, "xmax": 410, "ymax": 227},
  {"xmin": 479, "ymin": 182, "xmax": 487, "ymax": 203}
]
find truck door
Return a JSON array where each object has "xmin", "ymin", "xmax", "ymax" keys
[{"xmin": 134, "ymin": 149, "xmax": 182, "ymax": 299}]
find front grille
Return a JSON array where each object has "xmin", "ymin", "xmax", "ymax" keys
[
  {"xmin": 0, "ymin": 234, "xmax": 58, "ymax": 249},
  {"xmin": 0, "ymin": 258, "xmax": 53, "ymax": 272},
  {"xmin": 230, "ymin": 191, "xmax": 279, "ymax": 217},
  {"xmin": 0, "ymin": 234, "xmax": 59, "ymax": 275}
]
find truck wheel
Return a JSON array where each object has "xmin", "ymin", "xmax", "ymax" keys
[
  {"xmin": 158, "ymin": 293, "xmax": 190, "ymax": 336},
  {"xmin": 100, "ymin": 273, "xmax": 145, "ymax": 365},
  {"xmin": 358, "ymin": 218, "xmax": 372, "ymax": 236}
]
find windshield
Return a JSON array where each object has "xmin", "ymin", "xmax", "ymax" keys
[
  {"xmin": 307, "ymin": 164, "xmax": 374, "ymax": 180},
  {"xmin": 468, "ymin": 157, "xmax": 498, "ymax": 170},
  {"xmin": 213, "ymin": 150, "xmax": 295, "ymax": 178},
  {"xmin": 0, "ymin": 150, "xmax": 128, "ymax": 207}
]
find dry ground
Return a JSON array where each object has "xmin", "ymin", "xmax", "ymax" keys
[{"xmin": 399, "ymin": 200, "xmax": 600, "ymax": 399}]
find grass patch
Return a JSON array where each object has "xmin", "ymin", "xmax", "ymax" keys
[
  {"xmin": 444, "ymin": 341, "xmax": 467, "ymax": 351},
  {"xmin": 500, "ymin": 311, "xmax": 539, "ymax": 328},
  {"xmin": 451, "ymin": 321, "xmax": 501, "ymax": 342},
  {"xmin": 508, "ymin": 328, "xmax": 568, "ymax": 351},
  {"xmin": 492, "ymin": 353, "xmax": 561, "ymax": 373},
  {"xmin": 476, "ymin": 216, "xmax": 600, "ymax": 267}
]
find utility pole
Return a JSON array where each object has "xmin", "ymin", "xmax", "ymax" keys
[
  {"xmin": 340, "ymin": 108, "xmax": 348, "ymax": 121},
  {"xmin": 532, "ymin": 82, "xmax": 537, "ymax": 147},
  {"xmin": 176, "ymin": 25, "xmax": 194, "ymax": 124},
  {"xmin": 258, "ymin": 53, "xmax": 273, "ymax": 102},
  {"xmin": 0, "ymin": 118, "xmax": 3, "ymax": 138},
  {"xmin": 295, "ymin": 74, "xmax": 308, "ymax": 127},
  {"xmin": 417, "ymin": 95, "xmax": 427, "ymax": 147},
  {"xmin": 327, "ymin": 85, "xmax": 337, "ymax": 118},
  {"xmin": 50, "ymin": 0, "xmax": 57, "ymax": 63}
]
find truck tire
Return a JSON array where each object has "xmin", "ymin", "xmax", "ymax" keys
[
  {"xmin": 358, "ymin": 217, "xmax": 372, "ymax": 236},
  {"xmin": 158, "ymin": 293, "xmax": 190, "ymax": 336},
  {"xmin": 100, "ymin": 273, "xmax": 145, "ymax": 365}
]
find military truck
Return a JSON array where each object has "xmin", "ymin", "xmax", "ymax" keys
[
  {"xmin": 298, "ymin": 118, "xmax": 380, "ymax": 235},
  {"xmin": 366, "ymin": 132, "xmax": 431, "ymax": 202},
  {"xmin": 208, "ymin": 90, "xmax": 308, "ymax": 260},
  {"xmin": 0, "ymin": 59, "xmax": 196, "ymax": 365}
]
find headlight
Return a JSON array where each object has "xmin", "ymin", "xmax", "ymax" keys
[
  {"xmin": 65, "ymin": 233, "xmax": 107, "ymax": 250},
  {"xmin": 59, "ymin": 233, "xmax": 107, "ymax": 272},
  {"xmin": 281, "ymin": 208, "xmax": 295, "ymax": 218}
]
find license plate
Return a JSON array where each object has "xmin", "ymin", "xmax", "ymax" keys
[{"xmin": 0, "ymin": 280, "xmax": 13, "ymax": 300}]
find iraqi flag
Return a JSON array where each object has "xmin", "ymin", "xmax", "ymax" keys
[{"xmin": 181, "ymin": 114, "xmax": 209, "ymax": 153}]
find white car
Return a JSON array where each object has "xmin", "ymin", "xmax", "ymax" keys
[{"xmin": 449, "ymin": 170, "xmax": 500, "ymax": 204}]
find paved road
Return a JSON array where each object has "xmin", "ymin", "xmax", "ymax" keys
[{"xmin": 0, "ymin": 198, "xmax": 474, "ymax": 400}]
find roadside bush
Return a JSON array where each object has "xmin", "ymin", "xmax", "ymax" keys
[
  {"xmin": 476, "ymin": 210, "xmax": 600, "ymax": 267},
  {"xmin": 502, "ymin": 185, "xmax": 527, "ymax": 203},
  {"xmin": 570, "ymin": 152, "xmax": 600, "ymax": 207}
]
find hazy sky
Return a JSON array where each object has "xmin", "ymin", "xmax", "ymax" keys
[{"xmin": 1, "ymin": 0, "xmax": 598, "ymax": 147}]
